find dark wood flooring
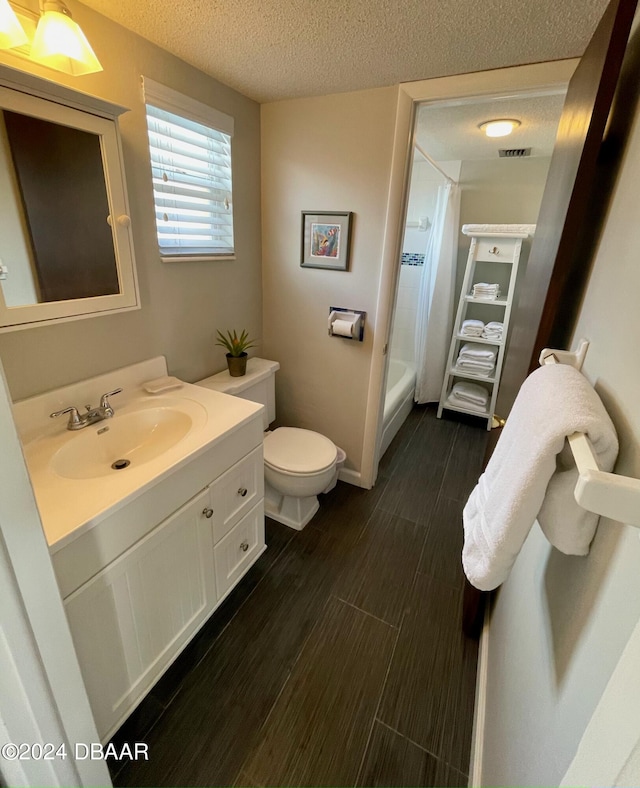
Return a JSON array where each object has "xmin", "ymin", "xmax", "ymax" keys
[{"xmin": 110, "ymin": 406, "xmax": 487, "ymax": 787}]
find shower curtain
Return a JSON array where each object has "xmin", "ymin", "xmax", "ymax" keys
[{"xmin": 414, "ymin": 181, "xmax": 461, "ymax": 403}]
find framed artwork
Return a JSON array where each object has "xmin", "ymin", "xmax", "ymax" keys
[{"xmin": 300, "ymin": 211, "xmax": 353, "ymax": 270}]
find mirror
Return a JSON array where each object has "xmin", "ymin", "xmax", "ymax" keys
[{"xmin": 0, "ymin": 66, "xmax": 139, "ymax": 330}]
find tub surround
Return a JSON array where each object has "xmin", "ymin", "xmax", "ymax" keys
[{"xmin": 380, "ymin": 359, "xmax": 416, "ymax": 457}]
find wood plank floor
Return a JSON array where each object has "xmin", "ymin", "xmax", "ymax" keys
[{"xmin": 110, "ymin": 406, "xmax": 487, "ymax": 787}]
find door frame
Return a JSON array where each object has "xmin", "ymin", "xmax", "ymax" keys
[
  {"xmin": 0, "ymin": 358, "xmax": 110, "ymax": 787},
  {"xmin": 360, "ymin": 60, "xmax": 579, "ymax": 489}
]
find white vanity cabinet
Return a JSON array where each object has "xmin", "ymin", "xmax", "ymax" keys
[
  {"xmin": 57, "ymin": 432, "xmax": 265, "ymax": 742},
  {"xmin": 64, "ymin": 489, "xmax": 217, "ymax": 739}
]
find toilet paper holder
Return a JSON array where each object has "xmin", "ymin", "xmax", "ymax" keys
[{"xmin": 328, "ymin": 307, "xmax": 366, "ymax": 341}]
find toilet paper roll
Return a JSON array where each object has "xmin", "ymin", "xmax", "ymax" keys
[{"xmin": 332, "ymin": 318, "xmax": 354, "ymax": 337}]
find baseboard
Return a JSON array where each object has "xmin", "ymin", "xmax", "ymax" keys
[
  {"xmin": 337, "ymin": 467, "xmax": 365, "ymax": 487},
  {"xmin": 469, "ymin": 604, "xmax": 490, "ymax": 787}
]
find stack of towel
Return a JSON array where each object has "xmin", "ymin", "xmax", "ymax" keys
[
  {"xmin": 455, "ymin": 343, "xmax": 497, "ymax": 377},
  {"xmin": 460, "ymin": 319, "xmax": 484, "ymax": 338},
  {"xmin": 446, "ymin": 381, "xmax": 489, "ymax": 413},
  {"xmin": 482, "ymin": 321, "xmax": 503, "ymax": 341},
  {"xmin": 472, "ymin": 282, "xmax": 501, "ymax": 300}
]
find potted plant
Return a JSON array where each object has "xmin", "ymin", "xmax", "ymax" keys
[{"xmin": 215, "ymin": 329, "xmax": 256, "ymax": 377}]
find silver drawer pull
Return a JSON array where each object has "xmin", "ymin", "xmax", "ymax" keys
[
  {"xmin": 202, "ymin": 507, "xmax": 214, "ymax": 519},
  {"xmin": 237, "ymin": 487, "xmax": 248, "ymax": 497},
  {"xmin": 488, "ymin": 246, "xmax": 500, "ymax": 255},
  {"xmin": 240, "ymin": 540, "xmax": 249, "ymax": 552}
]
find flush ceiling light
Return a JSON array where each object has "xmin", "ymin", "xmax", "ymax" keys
[
  {"xmin": 479, "ymin": 119, "xmax": 521, "ymax": 138},
  {"xmin": 0, "ymin": 0, "xmax": 28, "ymax": 49},
  {"xmin": 30, "ymin": 0, "xmax": 102, "ymax": 76}
]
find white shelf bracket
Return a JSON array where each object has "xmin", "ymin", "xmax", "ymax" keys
[{"xmin": 541, "ymin": 340, "xmax": 640, "ymax": 529}]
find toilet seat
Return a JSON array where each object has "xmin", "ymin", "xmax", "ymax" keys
[{"xmin": 264, "ymin": 427, "xmax": 337, "ymax": 474}]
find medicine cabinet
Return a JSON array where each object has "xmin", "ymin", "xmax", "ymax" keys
[{"xmin": 0, "ymin": 64, "xmax": 139, "ymax": 331}]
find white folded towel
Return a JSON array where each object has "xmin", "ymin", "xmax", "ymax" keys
[
  {"xmin": 462, "ymin": 224, "xmax": 536, "ymax": 236},
  {"xmin": 450, "ymin": 381, "xmax": 488, "ymax": 406},
  {"xmin": 455, "ymin": 364, "xmax": 493, "ymax": 377},
  {"xmin": 462, "ymin": 364, "xmax": 619, "ymax": 591},
  {"xmin": 472, "ymin": 282, "xmax": 501, "ymax": 300},
  {"xmin": 448, "ymin": 393, "xmax": 488, "ymax": 413},
  {"xmin": 459, "ymin": 343, "xmax": 496, "ymax": 361},
  {"xmin": 461, "ymin": 319, "xmax": 485, "ymax": 337},
  {"xmin": 485, "ymin": 321, "xmax": 503, "ymax": 331}
]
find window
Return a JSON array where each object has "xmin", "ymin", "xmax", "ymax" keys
[{"xmin": 142, "ymin": 77, "xmax": 234, "ymax": 261}]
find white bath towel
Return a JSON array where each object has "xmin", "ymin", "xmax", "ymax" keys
[
  {"xmin": 461, "ymin": 319, "xmax": 484, "ymax": 337},
  {"xmin": 447, "ymin": 393, "xmax": 488, "ymax": 414},
  {"xmin": 459, "ymin": 343, "xmax": 496, "ymax": 361},
  {"xmin": 455, "ymin": 365, "xmax": 493, "ymax": 377},
  {"xmin": 450, "ymin": 381, "xmax": 489, "ymax": 406},
  {"xmin": 462, "ymin": 363, "xmax": 618, "ymax": 591},
  {"xmin": 472, "ymin": 282, "xmax": 501, "ymax": 300}
]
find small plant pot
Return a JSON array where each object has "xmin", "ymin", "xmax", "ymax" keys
[{"xmin": 226, "ymin": 352, "xmax": 248, "ymax": 377}]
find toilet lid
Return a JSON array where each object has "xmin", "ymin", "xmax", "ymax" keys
[{"xmin": 264, "ymin": 427, "xmax": 337, "ymax": 474}]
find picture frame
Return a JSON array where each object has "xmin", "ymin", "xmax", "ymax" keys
[{"xmin": 300, "ymin": 211, "xmax": 353, "ymax": 270}]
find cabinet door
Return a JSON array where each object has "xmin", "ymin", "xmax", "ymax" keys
[
  {"xmin": 210, "ymin": 445, "xmax": 264, "ymax": 543},
  {"xmin": 214, "ymin": 501, "xmax": 265, "ymax": 599},
  {"xmin": 64, "ymin": 489, "xmax": 216, "ymax": 741}
]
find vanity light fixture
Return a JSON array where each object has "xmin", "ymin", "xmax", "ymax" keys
[
  {"xmin": 0, "ymin": 0, "xmax": 27, "ymax": 49},
  {"xmin": 30, "ymin": 0, "xmax": 102, "ymax": 76},
  {"xmin": 479, "ymin": 119, "xmax": 521, "ymax": 138}
]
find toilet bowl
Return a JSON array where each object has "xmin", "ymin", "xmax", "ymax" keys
[
  {"xmin": 195, "ymin": 358, "xmax": 345, "ymax": 530},
  {"xmin": 263, "ymin": 427, "xmax": 338, "ymax": 529}
]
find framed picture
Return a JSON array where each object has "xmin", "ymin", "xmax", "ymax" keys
[{"xmin": 301, "ymin": 211, "xmax": 353, "ymax": 270}]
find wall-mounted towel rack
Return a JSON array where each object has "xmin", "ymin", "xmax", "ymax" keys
[{"xmin": 540, "ymin": 339, "xmax": 640, "ymax": 529}]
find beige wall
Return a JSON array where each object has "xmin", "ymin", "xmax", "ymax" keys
[
  {"xmin": 480, "ymin": 19, "xmax": 640, "ymax": 785},
  {"xmin": 0, "ymin": 0, "xmax": 262, "ymax": 401},
  {"xmin": 261, "ymin": 87, "xmax": 397, "ymax": 476},
  {"xmin": 456, "ymin": 156, "xmax": 552, "ymax": 296}
]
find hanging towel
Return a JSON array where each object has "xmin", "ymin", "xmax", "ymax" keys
[{"xmin": 462, "ymin": 364, "xmax": 618, "ymax": 591}]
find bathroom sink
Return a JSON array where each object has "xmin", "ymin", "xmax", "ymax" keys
[{"xmin": 51, "ymin": 405, "xmax": 195, "ymax": 480}]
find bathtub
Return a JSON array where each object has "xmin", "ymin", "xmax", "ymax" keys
[{"xmin": 380, "ymin": 358, "xmax": 416, "ymax": 458}]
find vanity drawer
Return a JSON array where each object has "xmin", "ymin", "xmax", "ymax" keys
[
  {"xmin": 214, "ymin": 502, "xmax": 265, "ymax": 599},
  {"xmin": 209, "ymin": 445, "xmax": 264, "ymax": 543},
  {"xmin": 475, "ymin": 237, "xmax": 518, "ymax": 263}
]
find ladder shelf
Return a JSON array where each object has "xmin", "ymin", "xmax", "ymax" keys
[{"xmin": 437, "ymin": 226, "xmax": 534, "ymax": 430}]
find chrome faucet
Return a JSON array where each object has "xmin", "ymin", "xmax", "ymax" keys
[{"xmin": 50, "ymin": 388, "xmax": 122, "ymax": 430}]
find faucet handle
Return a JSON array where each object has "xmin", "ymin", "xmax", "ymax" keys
[
  {"xmin": 50, "ymin": 406, "xmax": 82, "ymax": 429},
  {"xmin": 100, "ymin": 388, "xmax": 122, "ymax": 413}
]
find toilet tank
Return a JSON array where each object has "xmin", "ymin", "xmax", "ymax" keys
[{"xmin": 196, "ymin": 358, "xmax": 280, "ymax": 429}]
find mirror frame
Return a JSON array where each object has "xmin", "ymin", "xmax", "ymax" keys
[{"xmin": 0, "ymin": 65, "xmax": 139, "ymax": 331}]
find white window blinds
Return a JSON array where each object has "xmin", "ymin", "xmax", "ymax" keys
[{"xmin": 142, "ymin": 77, "xmax": 234, "ymax": 260}]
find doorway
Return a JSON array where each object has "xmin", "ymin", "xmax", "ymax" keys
[
  {"xmin": 380, "ymin": 89, "xmax": 566, "ymax": 459},
  {"xmin": 359, "ymin": 60, "xmax": 579, "ymax": 487}
]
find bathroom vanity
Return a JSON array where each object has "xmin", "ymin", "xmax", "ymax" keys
[{"xmin": 13, "ymin": 358, "xmax": 265, "ymax": 741}]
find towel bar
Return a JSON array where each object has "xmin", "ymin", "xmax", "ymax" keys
[{"xmin": 540, "ymin": 340, "xmax": 640, "ymax": 529}]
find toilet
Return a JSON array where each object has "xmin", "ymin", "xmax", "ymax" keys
[{"xmin": 196, "ymin": 358, "xmax": 345, "ymax": 530}]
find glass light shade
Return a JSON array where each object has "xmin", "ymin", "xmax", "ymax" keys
[
  {"xmin": 31, "ymin": 8, "xmax": 102, "ymax": 75},
  {"xmin": 0, "ymin": 0, "xmax": 28, "ymax": 49},
  {"xmin": 480, "ymin": 119, "xmax": 521, "ymax": 138}
]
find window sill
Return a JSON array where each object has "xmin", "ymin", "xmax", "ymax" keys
[{"xmin": 161, "ymin": 254, "xmax": 236, "ymax": 263}]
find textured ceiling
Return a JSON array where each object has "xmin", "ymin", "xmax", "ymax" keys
[
  {"xmin": 77, "ymin": 0, "xmax": 608, "ymax": 103},
  {"xmin": 416, "ymin": 92, "xmax": 567, "ymax": 161}
]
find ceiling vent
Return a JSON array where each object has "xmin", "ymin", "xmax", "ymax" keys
[{"xmin": 499, "ymin": 148, "xmax": 531, "ymax": 158}]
